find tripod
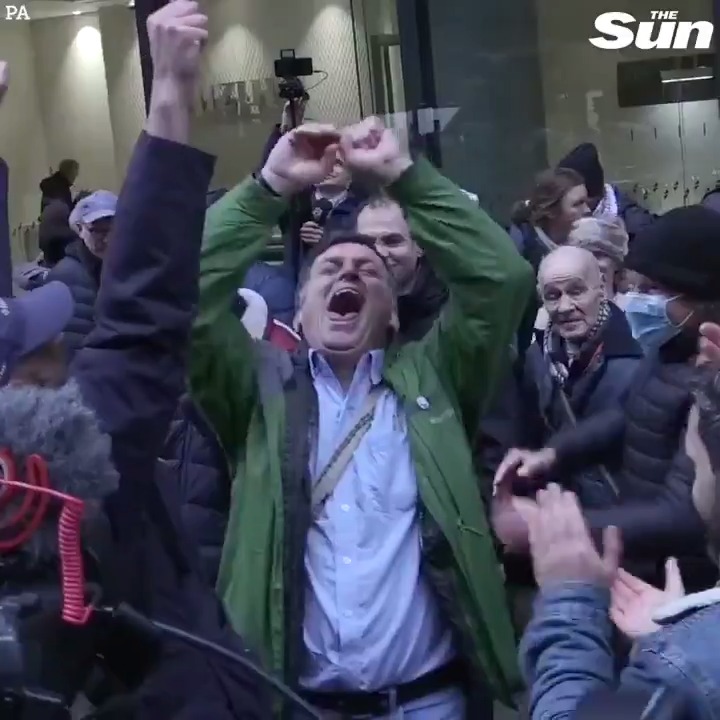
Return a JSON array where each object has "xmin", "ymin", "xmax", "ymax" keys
[{"xmin": 278, "ymin": 77, "xmax": 310, "ymax": 281}]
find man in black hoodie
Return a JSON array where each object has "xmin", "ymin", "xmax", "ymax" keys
[{"xmin": 40, "ymin": 158, "xmax": 79, "ymax": 211}]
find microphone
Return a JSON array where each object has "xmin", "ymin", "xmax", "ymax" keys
[
  {"xmin": 0, "ymin": 380, "xmax": 119, "ymax": 718},
  {"xmin": 311, "ymin": 197, "xmax": 334, "ymax": 227}
]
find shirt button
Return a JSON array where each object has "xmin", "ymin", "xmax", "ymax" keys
[
  {"xmin": 342, "ymin": 556, "xmax": 352, "ymax": 565},
  {"xmin": 343, "ymin": 610, "xmax": 353, "ymax": 618},
  {"xmin": 416, "ymin": 395, "xmax": 430, "ymax": 410},
  {"xmin": 341, "ymin": 504, "xmax": 350, "ymax": 512}
]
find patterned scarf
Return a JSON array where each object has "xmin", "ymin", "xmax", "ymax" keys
[
  {"xmin": 543, "ymin": 300, "xmax": 612, "ymax": 387},
  {"xmin": 592, "ymin": 183, "xmax": 619, "ymax": 218}
]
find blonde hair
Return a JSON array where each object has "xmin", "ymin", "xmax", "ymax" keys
[{"xmin": 568, "ymin": 216, "xmax": 628, "ymax": 268}]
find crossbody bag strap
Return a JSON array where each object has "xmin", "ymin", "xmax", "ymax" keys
[
  {"xmin": 311, "ymin": 386, "xmax": 383, "ymax": 515},
  {"xmin": 557, "ymin": 387, "xmax": 621, "ymax": 499}
]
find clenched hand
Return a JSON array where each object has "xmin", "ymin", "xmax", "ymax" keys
[
  {"xmin": 340, "ymin": 117, "xmax": 412, "ymax": 185},
  {"xmin": 262, "ymin": 124, "xmax": 340, "ymax": 197}
]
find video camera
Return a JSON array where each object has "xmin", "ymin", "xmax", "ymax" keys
[{"xmin": 274, "ymin": 49, "xmax": 313, "ymax": 104}]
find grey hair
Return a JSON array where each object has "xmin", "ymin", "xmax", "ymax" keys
[
  {"xmin": 0, "ymin": 380, "xmax": 118, "ymax": 499},
  {"xmin": 568, "ymin": 215, "xmax": 629, "ymax": 268},
  {"xmin": 0, "ymin": 381, "xmax": 118, "ymax": 561}
]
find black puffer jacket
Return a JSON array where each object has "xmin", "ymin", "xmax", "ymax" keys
[
  {"xmin": 160, "ymin": 395, "xmax": 230, "ymax": 586},
  {"xmin": 550, "ymin": 334, "xmax": 716, "ymax": 590},
  {"xmin": 45, "ymin": 238, "xmax": 100, "ymax": 360}
]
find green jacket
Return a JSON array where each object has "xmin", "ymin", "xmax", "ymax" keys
[{"xmin": 190, "ymin": 159, "xmax": 534, "ymax": 706}]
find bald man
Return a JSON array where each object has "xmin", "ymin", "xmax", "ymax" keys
[
  {"xmin": 492, "ymin": 244, "xmax": 644, "ymax": 557},
  {"xmin": 536, "ymin": 246, "xmax": 605, "ymax": 343}
]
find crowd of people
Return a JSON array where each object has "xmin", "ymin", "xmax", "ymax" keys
[{"xmin": 3, "ymin": 2, "xmax": 720, "ymax": 719}]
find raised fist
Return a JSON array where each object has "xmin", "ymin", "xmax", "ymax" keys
[
  {"xmin": 147, "ymin": 0, "xmax": 208, "ymax": 84},
  {"xmin": 261, "ymin": 124, "xmax": 340, "ymax": 197},
  {"xmin": 0, "ymin": 62, "xmax": 8, "ymax": 105},
  {"xmin": 340, "ymin": 117, "xmax": 411, "ymax": 185}
]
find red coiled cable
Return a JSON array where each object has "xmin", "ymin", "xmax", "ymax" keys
[{"xmin": 0, "ymin": 449, "xmax": 92, "ymax": 625}]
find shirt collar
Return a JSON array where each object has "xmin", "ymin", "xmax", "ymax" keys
[{"xmin": 308, "ymin": 349, "xmax": 384, "ymax": 386}]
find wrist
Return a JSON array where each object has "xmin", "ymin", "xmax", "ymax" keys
[
  {"xmin": 150, "ymin": 77, "xmax": 191, "ymax": 107},
  {"xmin": 260, "ymin": 166, "xmax": 301, "ymax": 198},
  {"xmin": 382, "ymin": 157, "xmax": 413, "ymax": 185},
  {"xmin": 146, "ymin": 80, "xmax": 190, "ymax": 144}
]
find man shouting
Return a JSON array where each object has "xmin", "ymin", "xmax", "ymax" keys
[{"xmin": 191, "ymin": 118, "xmax": 533, "ymax": 717}]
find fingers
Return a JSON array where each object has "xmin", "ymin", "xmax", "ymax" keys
[
  {"xmin": 293, "ymin": 123, "xmax": 340, "ymax": 140},
  {"xmin": 602, "ymin": 526, "xmax": 622, "ymax": 576},
  {"xmin": 611, "ymin": 575, "xmax": 639, "ymax": 607},
  {"xmin": 700, "ymin": 322, "xmax": 720, "ymax": 346},
  {"xmin": 493, "ymin": 449, "xmax": 525, "ymax": 496},
  {"xmin": 615, "ymin": 567, "xmax": 651, "ymax": 594},
  {"xmin": 664, "ymin": 557, "xmax": 685, "ymax": 596}
]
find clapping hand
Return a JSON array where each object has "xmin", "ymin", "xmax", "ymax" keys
[
  {"xmin": 610, "ymin": 559, "xmax": 685, "ymax": 639},
  {"xmin": 262, "ymin": 124, "xmax": 341, "ymax": 197},
  {"xmin": 528, "ymin": 484, "xmax": 621, "ymax": 588},
  {"xmin": 340, "ymin": 117, "xmax": 412, "ymax": 185}
]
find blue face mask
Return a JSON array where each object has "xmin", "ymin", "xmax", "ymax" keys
[{"xmin": 623, "ymin": 292, "xmax": 686, "ymax": 352}]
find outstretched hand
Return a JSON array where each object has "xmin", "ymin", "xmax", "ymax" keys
[
  {"xmin": 528, "ymin": 484, "xmax": 621, "ymax": 588},
  {"xmin": 262, "ymin": 124, "xmax": 340, "ymax": 197},
  {"xmin": 610, "ymin": 559, "xmax": 685, "ymax": 639}
]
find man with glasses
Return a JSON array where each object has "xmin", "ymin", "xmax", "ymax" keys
[{"xmin": 46, "ymin": 189, "xmax": 117, "ymax": 359}]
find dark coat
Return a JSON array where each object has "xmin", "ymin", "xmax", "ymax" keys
[
  {"xmin": 614, "ymin": 186, "xmax": 655, "ymax": 241},
  {"xmin": 0, "ymin": 157, "xmax": 10, "ymax": 297},
  {"xmin": 549, "ymin": 333, "xmax": 716, "ymax": 590},
  {"xmin": 508, "ymin": 222, "xmax": 547, "ymax": 356},
  {"xmin": 159, "ymin": 396, "xmax": 230, "ymax": 587},
  {"xmin": 243, "ymin": 261, "xmax": 296, "ymax": 326},
  {"xmin": 40, "ymin": 170, "xmax": 73, "ymax": 211},
  {"xmin": 521, "ymin": 303, "xmax": 643, "ymax": 507},
  {"xmin": 38, "ymin": 200, "xmax": 76, "ymax": 267},
  {"xmin": 46, "ymin": 238, "xmax": 100, "ymax": 360},
  {"xmin": 70, "ymin": 132, "xmax": 268, "ymax": 719}
]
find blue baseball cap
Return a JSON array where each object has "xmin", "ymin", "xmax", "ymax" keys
[
  {"xmin": 70, "ymin": 190, "xmax": 117, "ymax": 226},
  {"xmin": 0, "ymin": 282, "xmax": 74, "ymax": 386}
]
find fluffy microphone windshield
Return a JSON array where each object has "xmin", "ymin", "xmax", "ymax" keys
[{"xmin": 0, "ymin": 380, "xmax": 119, "ymax": 501}]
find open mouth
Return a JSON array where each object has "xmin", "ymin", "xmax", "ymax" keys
[{"xmin": 327, "ymin": 287, "xmax": 365, "ymax": 321}]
